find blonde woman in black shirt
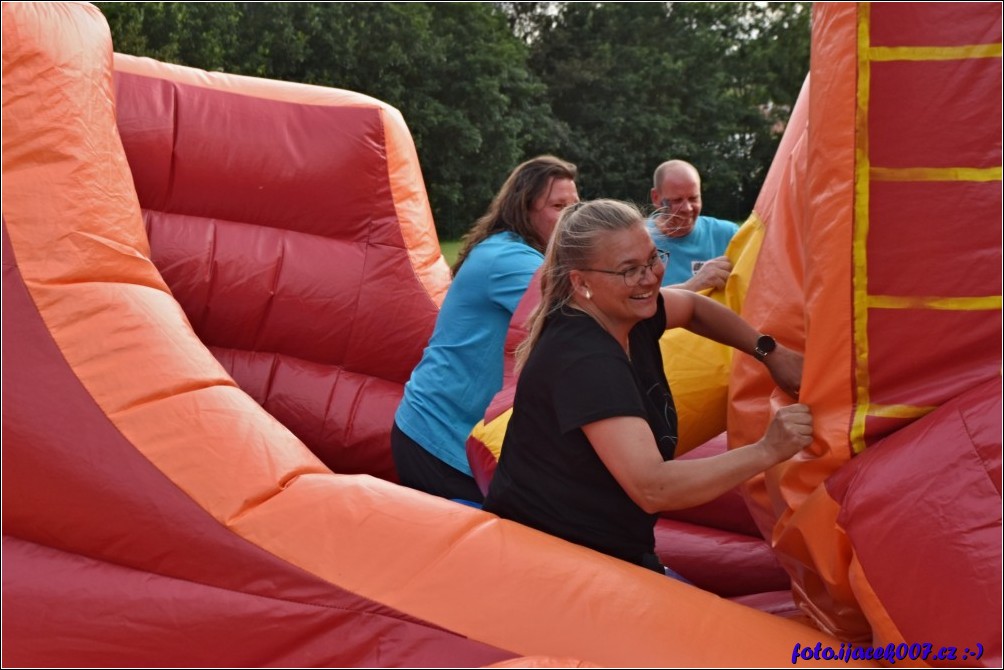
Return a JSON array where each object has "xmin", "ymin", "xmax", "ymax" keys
[{"xmin": 483, "ymin": 199, "xmax": 811, "ymax": 575}]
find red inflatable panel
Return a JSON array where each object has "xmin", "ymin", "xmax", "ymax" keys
[
  {"xmin": 826, "ymin": 378, "xmax": 1003, "ymax": 667},
  {"xmin": 867, "ymin": 180, "xmax": 1002, "ymax": 298},
  {"xmin": 3, "ymin": 536, "xmax": 513, "ymax": 668},
  {"xmin": 870, "ymin": 2, "xmax": 1002, "ymax": 48},
  {"xmin": 654, "ymin": 518, "xmax": 790, "ymax": 598},
  {"xmin": 113, "ymin": 63, "xmax": 450, "ymax": 481}
]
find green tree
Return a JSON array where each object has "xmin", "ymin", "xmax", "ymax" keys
[
  {"xmin": 496, "ymin": 1, "xmax": 560, "ymax": 42},
  {"xmin": 522, "ymin": 3, "xmax": 684, "ymax": 202},
  {"xmin": 98, "ymin": 3, "xmax": 242, "ymax": 68},
  {"xmin": 521, "ymin": 2, "xmax": 810, "ymax": 220}
]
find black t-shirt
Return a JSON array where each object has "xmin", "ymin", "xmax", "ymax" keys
[{"xmin": 483, "ymin": 294, "xmax": 678, "ymax": 565}]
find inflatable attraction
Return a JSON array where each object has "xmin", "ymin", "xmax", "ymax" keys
[{"xmin": 3, "ymin": 2, "xmax": 1001, "ymax": 666}]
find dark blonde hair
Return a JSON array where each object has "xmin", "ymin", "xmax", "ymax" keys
[
  {"xmin": 452, "ymin": 155, "xmax": 577, "ymax": 275},
  {"xmin": 516, "ymin": 199, "xmax": 644, "ymax": 368}
]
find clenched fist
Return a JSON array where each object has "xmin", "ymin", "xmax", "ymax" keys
[{"xmin": 761, "ymin": 403, "xmax": 813, "ymax": 463}]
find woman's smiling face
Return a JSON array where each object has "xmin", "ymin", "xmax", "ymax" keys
[{"xmin": 577, "ymin": 222, "xmax": 664, "ymax": 333}]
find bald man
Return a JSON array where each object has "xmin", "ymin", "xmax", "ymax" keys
[{"xmin": 647, "ymin": 160, "xmax": 739, "ymax": 291}]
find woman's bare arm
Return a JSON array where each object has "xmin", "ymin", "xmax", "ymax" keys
[{"xmin": 582, "ymin": 405, "xmax": 812, "ymax": 514}]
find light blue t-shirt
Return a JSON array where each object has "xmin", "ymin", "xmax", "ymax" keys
[
  {"xmin": 395, "ymin": 231, "xmax": 544, "ymax": 475},
  {"xmin": 646, "ymin": 215, "xmax": 739, "ymax": 286}
]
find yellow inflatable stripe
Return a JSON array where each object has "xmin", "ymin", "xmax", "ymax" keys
[
  {"xmin": 870, "ymin": 166, "xmax": 1002, "ymax": 182},
  {"xmin": 868, "ymin": 294, "xmax": 1003, "ymax": 311},
  {"xmin": 470, "ymin": 408, "xmax": 513, "ymax": 460},
  {"xmin": 870, "ymin": 43, "xmax": 1003, "ymax": 62},
  {"xmin": 866, "ymin": 403, "xmax": 937, "ymax": 420},
  {"xmin": 724, "ymin": 210, "xmax": 766, "ymax": 308},
  {"xmin": 850, "ymin": 2, "xmax": 874, "ymax": 455}
]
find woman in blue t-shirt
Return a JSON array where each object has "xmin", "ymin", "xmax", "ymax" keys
[
  {"xmin": 393, "ymin": 156, "xmax": 579, "ymax": 501},
  {"xmin": 483, "ymin": 199, "xmax": 812, "ymax": 574}
]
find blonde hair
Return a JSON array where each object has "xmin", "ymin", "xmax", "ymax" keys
[{"xmin": 516, "ymin": 199, "xmax": 644, "ymax": 368}]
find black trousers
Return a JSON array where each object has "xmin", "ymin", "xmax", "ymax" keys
[{"xmin": 390, "ymin": 422, "xmax": 485, "ymax": 503}]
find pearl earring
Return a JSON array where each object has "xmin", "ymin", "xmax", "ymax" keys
[{"xmin": 584, "ymin": 288, "xmax": 592, "ymax": 300}]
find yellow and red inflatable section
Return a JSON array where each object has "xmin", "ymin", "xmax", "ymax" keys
[{"xmin": 2, "ymin": 2, "xmax": 1001, "ymax": 667}]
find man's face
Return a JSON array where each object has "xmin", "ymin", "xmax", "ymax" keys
[
  {"xmin": 529, "ymin": 177, "xmax": 579, "ymax": 242},
  {"xmin": 650, "ymin": 170, "xmax": 702, "ymax": 238}
]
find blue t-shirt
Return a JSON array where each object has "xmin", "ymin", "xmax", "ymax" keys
[
  {"xmin": 646, "ymin": 215, "xmax": 739, "ymax": 286},
  {"xmin": 395, "ymin": 231, "xmax": 544, "ymax": 475}
]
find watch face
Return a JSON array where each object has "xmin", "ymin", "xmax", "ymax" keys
[{"xmin": 757, "ymin": 335, "xmax": 777, "ymax": 354}]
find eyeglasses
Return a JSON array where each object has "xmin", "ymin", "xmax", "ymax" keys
[{"xmin": 581, "ymin": 250, "xmax": 670, "ymax": 287}]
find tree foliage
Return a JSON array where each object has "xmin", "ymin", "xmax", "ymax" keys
[
  {"xmin": 522, "ymin": 2, "xmax": 810, "ymax": 219},
  {"xmin": 96, "ymin": 2, "xmax": 809, "ymax": 237}
]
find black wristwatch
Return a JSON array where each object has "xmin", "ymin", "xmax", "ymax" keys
[{"xmin": 753, "ymin": 334, "xmax": 776, "ymax": 362}]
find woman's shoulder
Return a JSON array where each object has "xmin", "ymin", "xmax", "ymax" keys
[
  {"xmin": 471, "ymin": 231, "xmax": 540, "ymax": 256},
  {"xmin": 460, "ymin": 232, "xmax": 543, "ymax": 278},
  {"xmin": 479, "ymin": 233, "xmax": 542, "ymax": 254},
  {"xmin": 539, "ymin": 308, "xmax": 628, "ymax": 363},
  {"xmin": 526, "ymin": 311, "xmax": 636, "ymax": 397}
]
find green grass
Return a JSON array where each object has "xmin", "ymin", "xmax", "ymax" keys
[{"xmin": 439, "ymin": 238, "xmax": 462, "ymax": 267}]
